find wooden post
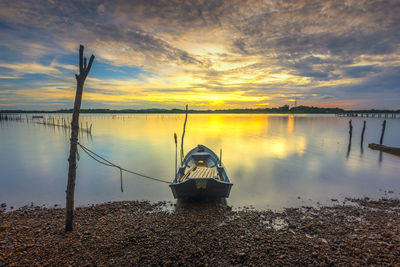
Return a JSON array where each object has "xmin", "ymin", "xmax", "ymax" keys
[
  {"xmin": 346, "ymin": 120, "xmax": 352, "ymax": 159},
  {"xmin": 380, "ymin": 120, "xmax": 386, "ymax": 145},
  {"xmin": 174, "ymin": 133, "xmax": 177, "ymax": 178},
  {"xmin": 65, "ymin": 45, "xmax": 95, "ymax": 232},
  {"xmin": 361, "ymin": 120, "xmax": 366, "ymax": 144},
  {"xmin": 348, "ymin": 120, "xmax": 353, "ymax": 141},
  {"xmin": 180, "ymin": 105, "xmax": 188, "ymax": 164}
]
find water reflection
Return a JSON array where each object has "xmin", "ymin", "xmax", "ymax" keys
[
  {"xmin": 287, "ymin": 115, "xmax": 295, "ymax": 134},
  {"xmin": 1, "ymin": 114, "xmax": 400, "ymax": 210}
]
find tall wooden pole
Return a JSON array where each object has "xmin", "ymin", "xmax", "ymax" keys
[
  {"xmin": 65, "ymin": 45, "xmax": 95, "ymax": 232},
  {"xmin": 174, "ymin": 133, "xmax": 177, "ymax": 178},
  {"xmin": 180, "ymin": 105, "xmax": 188, "ymax": 164}
]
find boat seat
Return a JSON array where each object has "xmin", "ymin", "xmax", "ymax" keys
[
  {"xmin": 179, "ymin": 166, "xmax": 221, "ymax": 182},
  {"xmin": 188, "ymin": 167, "xmax": 220, "ymax": 180},
  {"xmin": 179, "ymin": 165, "xmax": 197, "ymax": 182}
]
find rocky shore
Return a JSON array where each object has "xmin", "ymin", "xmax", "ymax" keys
[{"xmin": 1, "ymin": 198, "xmax": 400, "ymax": 266}]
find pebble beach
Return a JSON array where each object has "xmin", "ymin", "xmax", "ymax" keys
[{"xmin": 1, "ymin": 198, "xmax": 400, "ymax": 266}]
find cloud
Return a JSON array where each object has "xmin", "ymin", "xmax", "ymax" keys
[
  {"xmin": 0, "ymin": 62, "xmax": 61, "ymax": 75},
  {"xmin": 0, "ymin": 0, "xmax": 399, "ymax": 109}
]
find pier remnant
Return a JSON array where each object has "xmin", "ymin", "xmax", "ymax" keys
[
  {"xmin": 65, "ymin": 45, "xmax": 95, "ymax": 232},
  {"xmin": 369, "ymin": 143, "xmax": 400, "ymax": 157}
]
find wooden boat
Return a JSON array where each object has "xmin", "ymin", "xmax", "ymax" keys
[{"xmin": 170, "ymin": 145, "xmax": 233, "ymax": 199}]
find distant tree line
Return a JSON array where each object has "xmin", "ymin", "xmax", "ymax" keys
[{"xmin": 1, "ymin": 105, "xmax": 399, "ymax": 114}]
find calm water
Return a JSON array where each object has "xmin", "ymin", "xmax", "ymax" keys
[{"xmin": 1, "ymin": 114, "xmax": 399, "ymax": 210}]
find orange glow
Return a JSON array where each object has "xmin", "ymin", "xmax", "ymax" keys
[
  {"xmin": 90, "ymin": 114, "xmax": 306, "ymax": 165},
  {"xmin": 287, "ymin": 115, "xmax": 295, "ymax": 134}
]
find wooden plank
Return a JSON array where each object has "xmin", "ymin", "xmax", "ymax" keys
[
  {"xmin": 183, "ymin": 167, "xmax": 222, "ymax": 179},
  {"xmin": 369, "ymin": 143, "xmax": 400, "ymax": 156},
  {"xmin": 189, "ymin": 167, "xmax": 201, "ymax": 178},
  {"xmin": 212, "ymin": 169, "xmax": 218, "ymax": 179},
  {"xmin": 198, "ymin": 167, "xmax": 206, "ymax": 177},
  {"xmin": 180, "ymin": 165, "xmax": 196, "ymax": 182}
]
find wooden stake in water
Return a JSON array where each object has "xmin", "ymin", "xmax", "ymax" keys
[
  {"xmin": 380, "ymin": 120, "xmax": 386, "ymax": 145},
  {"xmin": 65, "ymin": 45, "xmax": 95, "ymax": 232},
  {"xmin": 361, "ymin": 120, "xmax": 366, "ymax": 144},
  {"xmin": 348, "ymin": 120, "xmax": 353, "ymax": 141},
  {"xmin": 346, "ymin": 120, "xmax": 352, "ymax": 159}
]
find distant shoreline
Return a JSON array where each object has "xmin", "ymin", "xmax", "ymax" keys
[{"xmin": 1, "ymin": 105, "xmax": 399, "ymax": 114}]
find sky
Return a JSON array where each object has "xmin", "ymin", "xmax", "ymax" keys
[{"xmin": 0, "ymin": 0, "xmax": 399, "ymax": 110}]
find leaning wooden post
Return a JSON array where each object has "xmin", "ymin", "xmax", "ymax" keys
[
  {"xmin": 180, "ymin": 105, "xmax": 188, "ymax": 164},
  {"xmin": 379, "ymin": 120, "xmax": 386, "ymax": 145},
  {"xmin": 346, "ymin": 120, "xmax": 352, "ymax": 159},
  {"xmin": 348, "ymin": 120, "xmax": 353, "ymax": 141},
  {"xmin": 360, "ymin": 120, "xmax": 366, "ymax": 144},
  {"xmin": 65, "ymin": 45, "xmax": 95, "ymax": 232}
]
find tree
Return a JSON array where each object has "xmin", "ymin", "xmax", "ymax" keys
[{"xmin": 65, "ymin": 45, "xmax": 95, "ymax": 232}]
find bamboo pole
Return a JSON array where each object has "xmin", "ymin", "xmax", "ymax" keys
[
  {"xmin": 65, "ymin": 45, "xmax": 95, "ymax": 232},
  {"xmin": 180, "ymin": 105, "xmax": 188, "ymax": 164},
  {"xmin": 174, "ymin": 133, "xmax": 177, "ymax": 178}
]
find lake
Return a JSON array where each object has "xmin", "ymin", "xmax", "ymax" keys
[{"xmin": 1, "ymin": 114, "xmax": 399, "ymax": 210}]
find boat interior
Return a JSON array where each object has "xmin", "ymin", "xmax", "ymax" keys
[
  {"xmin": 178, "ymin": 165, "xmax": 221, "ymax": 182},
  {"xmin": 178, "ymin": 152, "xmax": 223, "ymax": 182}
]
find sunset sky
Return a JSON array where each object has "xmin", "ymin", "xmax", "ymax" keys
[{"xmin": 0, "ymin": 0, "xmax": 399, "ymax": 110}]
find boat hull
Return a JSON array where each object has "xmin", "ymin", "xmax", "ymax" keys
[{"xmin": 170, "ymin": 178, "xmax": 233, "ymax": 199}]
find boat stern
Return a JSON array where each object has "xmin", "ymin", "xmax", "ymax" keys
[{"xmin": 169, "ymin": 178, "xmax": 233, "ymax": 199}]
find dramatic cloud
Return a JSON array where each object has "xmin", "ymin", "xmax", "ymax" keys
[{"xmin": 0, "ymin": 0, "xmax": 399, "ymax": 109}]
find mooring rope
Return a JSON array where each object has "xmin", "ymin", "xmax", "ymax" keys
[{"xmin": 76, "ymin": 142, "xmax": 171, "ymax": 186}]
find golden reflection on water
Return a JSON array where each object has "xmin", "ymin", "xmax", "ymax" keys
[
  {"xmin": 3, "ymin": 113, "xmax": 400, "ymax": 210},
  {"xmin": 287, "ymin": 115, "xmax": 295, "ymax": 134},
  {"xmin": 90, "ymin": 114, "xmax": 306, "ymax": 161}
]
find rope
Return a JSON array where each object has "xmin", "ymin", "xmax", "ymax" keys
[{"xmin": 76, "ymin": 142, "xmax": 171, "ymax": 185}]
